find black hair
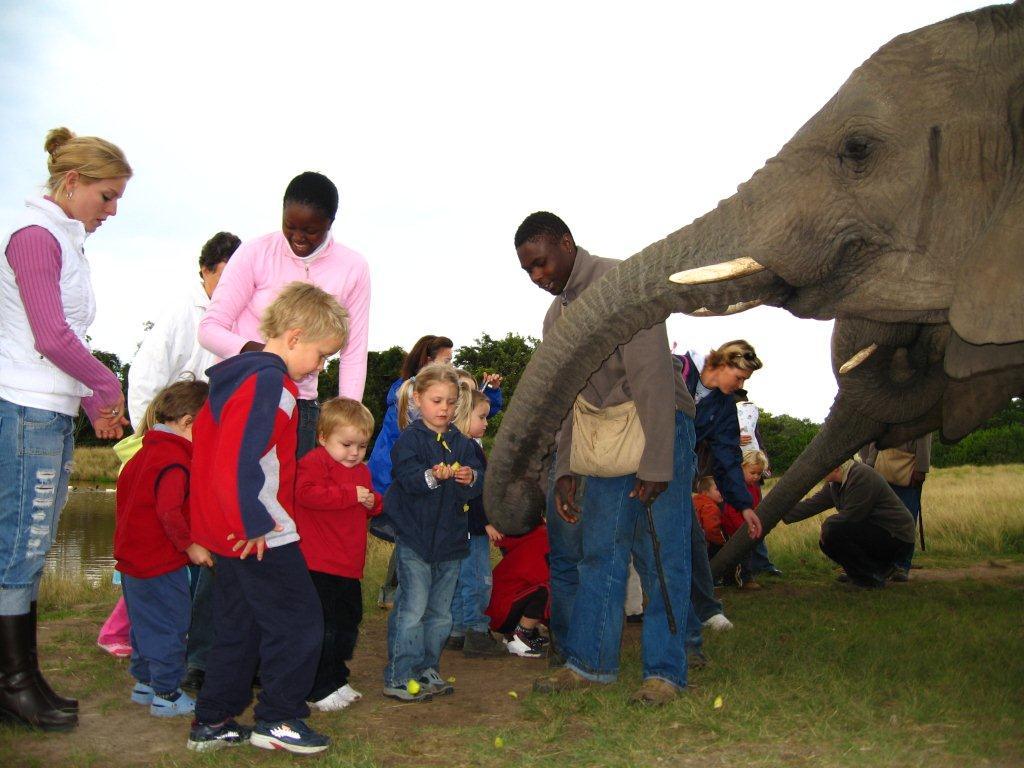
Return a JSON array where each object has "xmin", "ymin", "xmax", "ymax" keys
[
  {"xmin": 514, "ymin": 211, "xmax": 572, "ymax": 249},
  {"xmin": 283, "ymin": 171, "xmax": 339, "ymax": 220},
  {"xmin": 198, "ymin": 231, "xmax": 241, "ymax": 271}
]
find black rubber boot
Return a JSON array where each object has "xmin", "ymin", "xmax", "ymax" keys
[
  {"xmin": 462, "ymin": 630, "xmax": 505, "ymax": 658},
  {"xmin": 29, "ymin": 602, "xmax": 78, "ymax": 713},
  {"xmin": 0, "ymin": 613, "xmax": 78, "ymax": 731}
]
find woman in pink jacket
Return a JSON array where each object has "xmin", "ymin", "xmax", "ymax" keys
[{"xmin": 198, "ymin": 172, "xmax": 370, "ymax": 457}]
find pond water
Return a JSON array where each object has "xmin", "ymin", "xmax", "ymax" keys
[{"xmin": 45, "ymin": 490, "xmax": 117, "ymax": 584}]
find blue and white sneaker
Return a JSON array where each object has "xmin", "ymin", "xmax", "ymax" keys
[
  {"xmin": 130, "ymin": 682, "xmax": 154, "ymax": 705},
  {"xmin": 150, "ymin": 689, "xmax": 195, "ymax": 717},
  {"xmin": 250, "ymin": 718, "xmax": 329, "ymax": 754},
  {"xmin": 187, "ymin": 718, "xmax": 252, "ymax": 752}
]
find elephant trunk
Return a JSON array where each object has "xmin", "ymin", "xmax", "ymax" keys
[
  {"xmin": 709, "ymin": 393, "xmax": 884, "ymax": 578},
  {"xmin": 484, "ymin": 207, "xmax": 787, "ymax": 534}
]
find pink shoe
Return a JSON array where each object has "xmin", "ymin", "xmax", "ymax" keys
[{"xmin": 98, "ymin": 641, "xmax": 133, "ymax": 658}]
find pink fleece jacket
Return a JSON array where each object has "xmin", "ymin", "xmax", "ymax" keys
[{"xmin": 197, "ymin": 231, "xmax": 370, "ymax": 401}]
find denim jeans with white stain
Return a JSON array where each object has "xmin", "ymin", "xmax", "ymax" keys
[
  {"xmin": 384, "ymin": 543, "xmax": 460, "ymax": 688},
  {"xmin": 0, "ymin": 398, "xmax": 75, "ymax": 616},
  {"xmin": 563, "ymin": 412, "xmax": 700, "ymax": 690},
  {"xmin": 450, "ymin": 534, "xmax": 492, "ymax": 635}
]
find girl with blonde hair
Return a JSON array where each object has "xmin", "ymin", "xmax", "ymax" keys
[{"xmin": 0, "ymin": 127, "xmax": 132, "ymax": 731}]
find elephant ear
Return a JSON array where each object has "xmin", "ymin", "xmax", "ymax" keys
[
  {"xmin": 944, "ymin": 331, "xmax": 1024, "ymax": 380},
  {"xmin": 949, "ymin": 83, "xmax": 1024, "ymax": 346}
]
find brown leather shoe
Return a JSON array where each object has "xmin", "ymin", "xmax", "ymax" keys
[
  {"xmin": 739, "ymin": 578, "xmax": 762, "ymax": 591},
  {"xmin": 630, "ymin": 678, "xmax": 680, "ymax": 706},
  {"xmin": 532, "ymin": 667, "xmax": 592, "ymax": 694}
]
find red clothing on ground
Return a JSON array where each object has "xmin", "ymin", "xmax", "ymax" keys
[
  {"xmin": 722, "ymin": 482, "xmax": 762, "ymax": 537},
  {"xmin": 485, "ymin": 524, "xmax": 550, "ymax": 632},
  {"xmin": 294, "ymin": 446, "xmax": 382, "ymax": 579},
  {"xmin": 114, "ymin": 429, "xmax": 192, "ymax": 578},
  {"xmin": 694, "ymin": 492, "xmax": 726, "ymax": 545}
]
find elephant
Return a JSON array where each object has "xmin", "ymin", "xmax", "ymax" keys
[{"xmin": 483, "ymin": 0, "xmax": 1024, "ymax": 577}]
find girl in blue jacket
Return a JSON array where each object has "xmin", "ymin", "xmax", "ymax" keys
[{"xmin": 381, "ymin": 364, "xmax": 484, "ymax": 701}]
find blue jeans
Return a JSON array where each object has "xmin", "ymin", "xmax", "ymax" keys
[
  {"xmin": 450, "ymin": 534, "xmax": 492, "ymax": 635},
  {"xmin": 186, "ymin": 562, "xmax": 215, "ymax": 671},
  {"xmin": 384, "ymin": 543, "xmax": 460, "ymax": 687},
  {"xmin": 0, "ymin": 399, "xmax": 75, "ymax": 616},
  {"xmin": 890, "ymin": 484, "xmax": 922, "ymax": 569},
  {"xmin": 563, "ymin": 412, "xmax": 701, "ymax": 690},
  {"xmin": 689, "ymin": 509, "xmax": 723, "ymax": 625},
  {"xmin": 546, "ymin": 456, "xmax": 584, "ymax": 654},
  {"xmin": 296, "ymin": 398, "xmax": 320, "ymax": 459},
  {"xmin": 122, "ymin": 567, "xmax": 191, "ymax": 693},
  {"xmin": 749, "ymin": 540, "xmax": 777, "ymax": 574}
]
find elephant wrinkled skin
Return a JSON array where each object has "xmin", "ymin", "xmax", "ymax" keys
[{"xmin": 485, "ymin": 1, "xmax": 1024, "ymax": 577}]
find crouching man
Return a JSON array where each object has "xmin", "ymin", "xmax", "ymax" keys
[{"xmin": 781, "ymin": 459, "xmax": 915, "ymax": 589}]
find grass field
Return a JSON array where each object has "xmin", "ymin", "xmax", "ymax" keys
[{"xmin": 6, "ymin": 464, "xmax": 1022, "ymax": 767}]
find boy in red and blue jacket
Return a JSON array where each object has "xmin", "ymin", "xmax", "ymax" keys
[{"xmin": 187, "ymin": 282, "xmax": 349, "ymax": 756}]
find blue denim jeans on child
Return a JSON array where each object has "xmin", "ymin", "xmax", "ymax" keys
[
  {"xmin": 0, "ymin": 399, "xmax": 75, "ymax": 616},
  {"xmin": 450, "ymin": 534, "xmax": 492, "ymax": 635},
  {"xmin": 384, "ymin": 543, "xmax": 460, "ymax": 687},
  {"xmin": 563, "ymin": 412, "xmax": 700, "ymax": 690},
  {"xmin": 546, "ymin": 454, "xmax": 583, "ymax": 654},
  {"xmin": 122, "ymin": 566, "xmax": 191, "ymax": 693}
]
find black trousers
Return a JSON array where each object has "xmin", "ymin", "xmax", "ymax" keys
[
  {"xmin": 819, "ymin": 516, "xmax": 913, "ymax": 586},
  {"xmin": 195, "ymin": 543, "xmax": 322, "ymax": 724},
  {"xmin": 308, "ymin": 571, "xmax": 363, "ymax": 701},
  {"xmin": 496, "ymin": 587, "xmax": 549, "ymax": 636}
]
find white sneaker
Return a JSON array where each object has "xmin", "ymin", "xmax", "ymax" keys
[
  {"xmin": 310, "ymin": 690, "xmax": 351, "ymax": 712},
  {"xmin": 336, "ymin": 684, "xmax": 362, "ymax": 702},
  {"xmin": 506, "ymin": 635, "xmax": 542, "ymax": 658},
  {"xmin": 702, "ymin": 613, "xmax": 734, "ymax": 631}
]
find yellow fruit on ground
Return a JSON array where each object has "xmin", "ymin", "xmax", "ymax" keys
[
  {"xmin": 494, "ymin": 737, "xmax": 505, "ymax": 748},
  {"xmin": 407, "ymin": 679, "xmax": 421, "ymax": 695}
]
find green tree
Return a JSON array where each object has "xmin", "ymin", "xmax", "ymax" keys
[
  {"xmin": 454, "ymin": 333, "xmax": 539, "ymax": 436},
  {"xmin": 759, "ymin": 410, "xmax": 820, "ymax": 475}
]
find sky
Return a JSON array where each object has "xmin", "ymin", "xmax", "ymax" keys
[{"xmin": 0, "ymin": 0, "xmax": 988, "ymax": 422}]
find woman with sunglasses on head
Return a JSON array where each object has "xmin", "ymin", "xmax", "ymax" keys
[
  {"xmin": 676, "ymin": 341, "xmax": 764, "ymax": 652},
  {"xmin": 0, "ymin": 127, "xmax": 132, "ymax": 731}
]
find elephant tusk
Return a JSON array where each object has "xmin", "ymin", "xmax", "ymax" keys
[
  {"xmin": 688, "ymin": 299, "xmax": 763, "ymax": 317},
  {"xmin": 839, "ymin": 343, "xmax": 878, "ymax": 374},
  {"xmin": 669, "ymin": 257, "xmax": 766, "ymax": 285}
]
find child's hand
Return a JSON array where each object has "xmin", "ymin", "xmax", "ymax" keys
[
  {"xmin": 186, "ymin": 543, "xmax": 213, "ymax": 567},
  {"xmin": 227, "ymin": 523, "xmax": 284, "ymax": 561},
  {"xmin": 485, "ymin": 524, "xmax": 504, "ymax": 543},
  {"xmin": 432, "ymin": 463, "xmax": 454, "ymax": 481},
  {"xmin": 482, "ymin": 372, "xmax": 503, "ymax": 389},
  {"xmin": 453, "ymin": 466, "xmax": 475, "ymax": 485},
  {"xmin": 356, "ymin": 485, "xmax": 375, "ymax": 510}
]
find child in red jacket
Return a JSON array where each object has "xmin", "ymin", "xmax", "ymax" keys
[
  {"xmin": 187, "ymin": 283, "xmax": 348, "ymax": 755},
  {"xmin": 294, "ymin": 398, "xmax": 382, "ymax": 712},
  {"xmin": 114, "ymin": 380, "xmax": 211, "ymax": 718},
  {"xmin": 694, "ymin": 476, "xmax": 726, "ymax": 550},
  {"xmin": 486, "ymin": 522, "xmax": 550, "ymax": 658}
]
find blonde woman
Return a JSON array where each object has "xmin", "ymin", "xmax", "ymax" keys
[{"xmin": 0, "ymin": 127, "xmax": 132, "ymax": 731}]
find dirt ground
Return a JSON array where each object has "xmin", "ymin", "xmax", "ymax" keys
[
  {"xmin": 13, "ymin": 560, "xmax": 1024, "ymax": 767},
  {"xmin": 21, "ymin": 606, "xmax": 560, "ymax": 767}
]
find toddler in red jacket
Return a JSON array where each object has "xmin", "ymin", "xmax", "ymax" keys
[
  {"xmin": 294, "ymin": 398, "xmax": 382, "ymax": 712},
  {"xmin": 114, "ymin": 380, "xmax": 211, "ymax": 718}
]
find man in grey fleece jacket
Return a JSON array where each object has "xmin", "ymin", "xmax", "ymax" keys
[
  {"xmin": 515, "ymin": 211, "xmax": 698, "ymax": 706},
  {"xmin": 783, "ymin": 460, "xmax": 915, "ymax": 589}
]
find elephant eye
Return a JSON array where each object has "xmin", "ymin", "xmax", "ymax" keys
[{"xmin": 841, "ymin": 136, "xmax": 872, "ymax": 163}]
